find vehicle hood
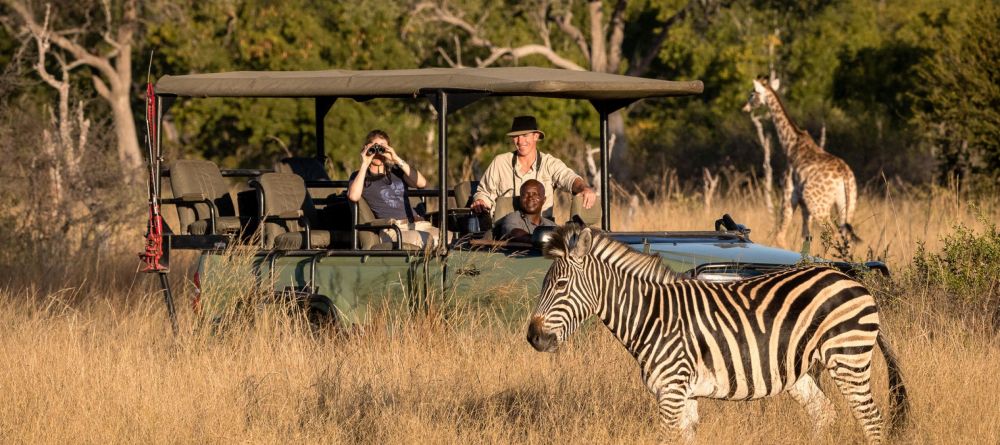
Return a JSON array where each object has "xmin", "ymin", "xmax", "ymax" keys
[{"xmin": 612, "ymin": 234, "xmax": 808, "ymax": 273}]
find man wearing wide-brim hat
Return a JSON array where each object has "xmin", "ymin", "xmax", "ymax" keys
[{"xmin": 472, "ymin": 115, "xmax": 597, "ymax": 220}]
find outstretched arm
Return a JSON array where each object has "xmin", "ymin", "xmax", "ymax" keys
[
  {"xmin": 472, "ymin": 156, "xmax": 503, "ymax": 213},
  {"xmin": 572, "ymin": 177, "xmax": 597, "ymax": 209}
]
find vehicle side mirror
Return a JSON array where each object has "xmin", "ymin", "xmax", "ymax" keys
[{"xmin": 532, "ymin": 226, "xmax": 557, "ymax": 249}]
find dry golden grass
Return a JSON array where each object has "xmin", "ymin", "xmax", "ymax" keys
[
  {"xmin": 609, "ymin": 182, "xmax": 997, "ymax": 265},
  {"xmin": 1, "ymin": 188, "xmax": 999, "ymax": 444}
]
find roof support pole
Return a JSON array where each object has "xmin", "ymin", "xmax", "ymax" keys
[
  {"xmin": 599, "ymin": 110, "xmax": 610, "ymax": 231},
  {"xmin": 437, "ymin": 90, "xmax": 449, "ymax": 256},
  {"xmin": 314, "ymin": 97, "xmax": 335, "ymax": 160}
]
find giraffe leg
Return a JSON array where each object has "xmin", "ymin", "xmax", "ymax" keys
[
  {"xmin": 827, "ymin": 358, "xmax": 884, "ymax": 444},
  {"xmin": 777, "ymin": 198, "xmax": 794, "ymax": 248},
  {"xmin": 776, "ymin": 171, "xmax": 795, "ymax": 247},
  {"xmin": 656, "ymin": 385, "xmax": 696, "ymax": 444},
  {"xmin": 788, "ymin": 374, "xmax": 836, "ymax": 436},
  {"xmin": 800, "ymin": 206, "xmax": 812, "ymax": 253}
]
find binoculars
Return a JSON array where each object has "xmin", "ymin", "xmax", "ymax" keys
[{"xmin": 366, "ymin": 144, "xmax": 386, "ymax": 156}]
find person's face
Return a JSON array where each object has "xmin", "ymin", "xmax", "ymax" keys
[
  {"xmin": 511, "ymin": 132, "xmax": 540, "ymax": 157},
  {"xmin": 368, "ymin": 136, "xmax": 388, "ymax": 166},
  {"xmin": 520, "ymin": 182, "xmax": 545, "ymax": 215}
]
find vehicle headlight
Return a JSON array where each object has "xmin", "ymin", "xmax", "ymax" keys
[{"xmin": 695, "ymin": 271, "xmax": 753, "ymax": 282}]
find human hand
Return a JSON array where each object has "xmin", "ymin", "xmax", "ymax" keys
[
  {"xmin": 360, "ymin": 144, "xmax": 376, "ymax": 165},
  {"xmin": 381, "ymin": 144, "xmax": 401, "ymax": 164},
  {"xmin": 580, "ymin": 187, "xmax": 597, "ymax": 209},
  {"xmin": 471, "ymin": 199, "xmax": 490, "ymax": 214}
]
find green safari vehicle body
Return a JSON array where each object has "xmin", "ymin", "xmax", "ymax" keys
[{"xmin": 139, "ymin": 68, "xmax": 885, "ymax": 328}]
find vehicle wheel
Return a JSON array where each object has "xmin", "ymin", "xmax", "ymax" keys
[{"xmin": 302, "ymin": 294, "xmax": 337, "ymax": 334}]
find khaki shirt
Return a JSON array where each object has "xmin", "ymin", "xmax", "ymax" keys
[{"xmin": 473, "ymin": 151, "xmax": 581, "ymax": 217}]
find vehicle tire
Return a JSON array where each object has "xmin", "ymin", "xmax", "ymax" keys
[{"xmin": 302, "ymin": 294, "xmax": 337, "ymax": 335}]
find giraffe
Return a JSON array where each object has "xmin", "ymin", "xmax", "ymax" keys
[{"xmin": 743, "ymin": 76, "xmax": 859, "ymax": 247}]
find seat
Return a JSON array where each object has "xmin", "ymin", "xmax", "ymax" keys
[
  {"xmin": 449, "ymin": 181, "xmax": 486, "ymax": 235},
  {"xmin": 251, "ymin": 173, "xmax": 330, "ymax": 249},
  {"xmin": 569, "ymin": 193, "xmax": 603, "ymax": 227},
  {"xmin": 492, "ymin": 196, "xmax": 518, "ymax": 221},
  {"xmin": 274, "ymin": 157, "xmax": 338, "ymax": 210},
  {"xmin": 454, "ymin": 180, "xmax": 479, "ymax": 208},
  {"xmin": 167, "ymin": 159, "xmax": 242, "ymax": 235},
  {"xmin": 352, "ymin": 198, "xmax": 422, "ymax": 251}
]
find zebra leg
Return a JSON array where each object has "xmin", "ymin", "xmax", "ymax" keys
[
  {"xmin": 679, "ymin": 399, "xmax": 699, "ymax": 439},
  {"xmin": 788, "ymin": 374, "xmax": 836, "ymax": 435},
  {"xmin": 827, "ymin": 360, "xmax": 884, "ymax": 444},
  {"xmin": 657, "ymin": 385, "xmax": 697, "ymax": 443}
]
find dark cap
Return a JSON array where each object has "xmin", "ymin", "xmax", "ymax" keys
[{"xmin": 506, "ymin": 115, "xmax": 545, "ymax": 140}]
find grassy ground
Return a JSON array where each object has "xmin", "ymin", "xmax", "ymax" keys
[{"xmin": 1, "ymin": 188, "xmax": 998, "ymax": 444}]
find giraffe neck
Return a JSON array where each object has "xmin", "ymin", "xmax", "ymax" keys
[{"xmin": 763, "ymin": 89, "xmax": 815, "ymax": 166}]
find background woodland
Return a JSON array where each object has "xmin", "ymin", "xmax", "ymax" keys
[{"xmin": 0, "ymin": 0, "xmax": 998, "ymax": 261}]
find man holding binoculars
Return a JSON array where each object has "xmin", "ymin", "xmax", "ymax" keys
[{"xmin": 347, "ymin": 129, "xmax": 437, "ymax": 248}]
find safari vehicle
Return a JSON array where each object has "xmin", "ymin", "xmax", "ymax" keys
[{"xmin": 138, "ymin": 67, "xmax": 886, "ymax": 331}]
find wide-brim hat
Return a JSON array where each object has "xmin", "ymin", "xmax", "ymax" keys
[{"xmin": 506, "ymin": 115, "xmax": 545, "ymax": 140}]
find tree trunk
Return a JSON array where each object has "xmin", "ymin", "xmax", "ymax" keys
[
  {"xmin": 111, "ymin": 92, "xmax": 143, "ymax": 173},
  {"xmin": 608, "ymin": 112, "xmax": 629, "ymax": 181}
]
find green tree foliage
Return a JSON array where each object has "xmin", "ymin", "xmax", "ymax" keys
[
  {"xmin": 912, "ymin": 2, "xmax": 1000, "ymax": 184},
  {"xmin": 4, "ymin": 0, "xmax": 995, "ymax": 191},
  {"xmin": 146, "ymin": 0, "xmax": 432, "ymax": 179},
  {"xmin": 627, "ymin": 0, "xmax": 988, "ymax": 187}
]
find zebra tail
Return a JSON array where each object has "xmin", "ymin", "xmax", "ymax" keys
[{"xmin": 877, "ymin": 331, "xmax": 910, "ymax": 436}]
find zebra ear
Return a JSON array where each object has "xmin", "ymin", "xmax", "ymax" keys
[
  {"xmin": 568, "ymin": 227, "xmax": 594, "ymax": 259},
  {"xmin": 542, "ymin": 230, "xmax": 568, "ymax": 259}
]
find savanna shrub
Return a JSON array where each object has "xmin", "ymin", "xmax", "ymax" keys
[{"xmin": 912, "ymin": 220, "xmax": 1000, "ymax": 320}]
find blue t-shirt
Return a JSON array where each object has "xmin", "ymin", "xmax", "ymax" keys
[{"xmin": 350, "ymin": 167, "xmax": 416, "ymax": 221}]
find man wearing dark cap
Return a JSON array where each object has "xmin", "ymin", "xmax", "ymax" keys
[{"xmin": 471, "ymin": 115, "xmax": 597, "ymax": 220}]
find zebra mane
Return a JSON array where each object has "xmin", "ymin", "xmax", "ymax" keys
[
  {"xmin": 543, "ymin": 224, "xmax": 675, "ymax": 280},
  {"xmin": 541, "ymin": 223, "xmax": 585, "ymax": 259}
]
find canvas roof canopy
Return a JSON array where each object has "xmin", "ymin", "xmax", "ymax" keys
[{"xmin": 155, "ymin": 67, "xmax": 703, "ymax": 101}]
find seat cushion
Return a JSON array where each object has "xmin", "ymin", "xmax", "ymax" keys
[
  {"xmin": 187, "ymin": 216, "xmax": 242, "ymax": 235},
  {"xmin": 273, "ymin": 230, "xmax": 331, "ymax": 250},
  {"xmin": 370, "ymin": 241, "xmax": 423, "ymax": 251}
]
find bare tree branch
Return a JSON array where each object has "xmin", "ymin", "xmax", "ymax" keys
[
  {"xmin": 551, "ymin": 1, "xmax": 590, "ymax": 61},
  {"xmin": 6, "ymin": 1, "xmax": 121, "ymax": 91},
  {"xmin": 413, "ymin": 0, "xmax": 586, "ymax": 70},
  {"xmin": 479, "ymin": 43, "xmax": 586, "ymax": 70},
  {"xmin": 4, "ymin": 0, "xmax": 143, "ymax": 173}
]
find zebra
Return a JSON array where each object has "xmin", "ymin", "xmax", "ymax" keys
[{"xmin": 527, "ymin": 225, "xmax": 908, "ymax": 444}]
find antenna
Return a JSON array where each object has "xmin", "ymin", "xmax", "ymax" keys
[{"xmin": 146, "ymin": 49, "xmax": 154, "ymax": 84}]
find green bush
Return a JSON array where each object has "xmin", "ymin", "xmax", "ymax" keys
[{"xmin": 912, "ymin": 220, "xmax": 1000, "ymax": 313}]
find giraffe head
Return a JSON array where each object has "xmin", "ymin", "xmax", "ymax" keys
[{"xmin": 742, "ymin": 75, "xmax": 781, "ymax": 113}]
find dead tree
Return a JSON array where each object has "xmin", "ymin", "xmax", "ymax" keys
[
  {"xmin": 750, "ymin": 111, "xmax": 775, "ymax": 214},
  {"xmin": 406, "ymin": 0, "xmax": 726, "ymax": 181},
  {"xmin": 584, "ymin": 133, "xmax": 615, "ymax": 197},
  {"xmin": 3, "ymin": 0, "xmax": 143, "ymax": 178},
  {"xmin": 702, "ymin": 167, "xmax": 720, "ymax": 214}
]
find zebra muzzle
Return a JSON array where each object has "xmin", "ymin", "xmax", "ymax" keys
[{"xmin": 527, "ymin": 317, "xmax": 558, "ymax": 352}]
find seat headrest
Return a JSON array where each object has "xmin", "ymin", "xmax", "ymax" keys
[
  {"xmin": 569, "ymin": 194, "xmax": 602, "ymax": 227},
  {"xmin": 276, "ymin": 157, "xmax": 331, "ymax": 181}
]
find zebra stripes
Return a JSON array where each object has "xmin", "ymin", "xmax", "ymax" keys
[{"xmin": 528, "ymin": 225, "xmax": 908, "ymax": 444}]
